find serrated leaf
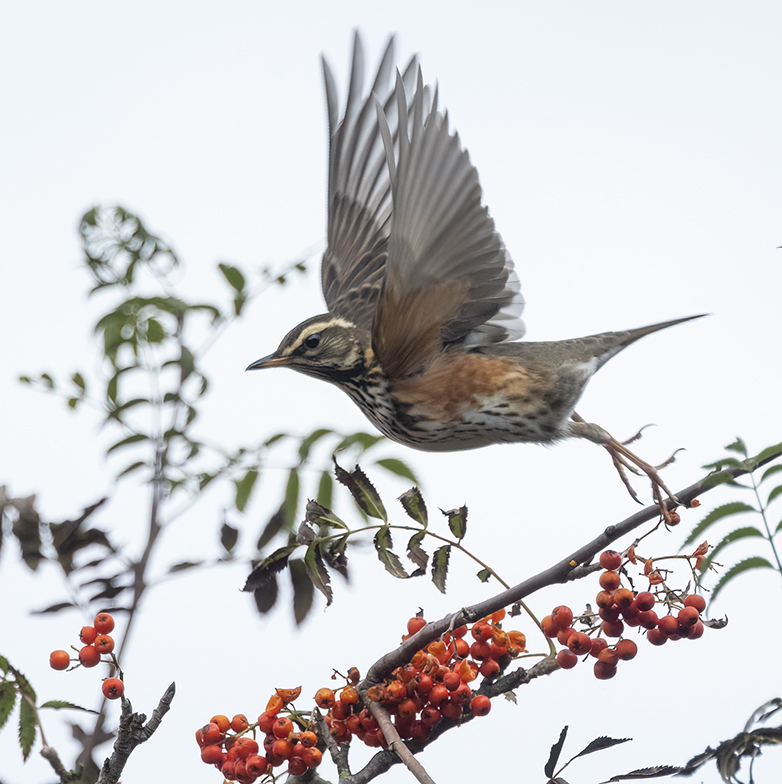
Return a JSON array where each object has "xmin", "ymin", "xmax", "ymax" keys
[
  {"xmin": 680, "ymin": 502, "xmax": 757, "ymax": 548},
  {"xmin": 304, "ymin": 500, "xmax": 348, "ymax": 530},
  {"xmin": 284, "ymin": 469, "xmax": 300, "ymax": 526},
  {"xmin": 442, "ymin": 506, "xmax": 467, "ymax": 540},
  {"xmin": 18, "ymin": 694, "xmax": 36, "ymax": 759},
  {"xmin": 755, "ymin": 441, "xmax": 782, "ymax": 464},
  {"xmin": 375, "ymin": 458, "xmax": 418, "ymax": 483},
  {"xmin": 406, "ymin": 530, "xmax": 429, "ymax": 570},
  {"xmin": 106, "ymin": 433, "xmax": 148, "ymax": 454},
  {"xmin": 767, "ymin": 484, "xmax": 782, "ymax": 505},
  {"xmin": 297, "ymin": 428, "xmax": 332, "ymax": 461},
  {"xmin": 243, "ymin": 545, "xmax": 297, "ymax": 593},
  {"xmin": 257, "ymin": 505, "xmax": 286, "ymax": 551},
  {"xmin": 290, "ymin": 558, "xmax": 314, "ymax": 626},
  {"xmin": 607, "ymin": 766, "xmax": 683, "ymax": 781},
  {"xmin": 374, "ymin": 527, "xmax": 408, "ymax": 578},
  {"xmin": 545, "ymin": 725, "xmax": 568, "ymax": 779},
  {"xmin": 0, "ymin": 683, "xmax": 16, "ymax": 730},
  {"xmin": 304, "ymin": 544, "xmax": 333, "ymax": 605},
  {"xmin": 334, "ymin": 432, "xmax": 385, "ymax": 453},
  {"xmin": 724, "ymin": 438, "xmax": 748, "ymax": 456},
  {"xmin": 759, "ymin": 463, "xmax": 782, "ymax": 485},
  {"xmin": 297, "ymin": 522, "xmax": 316, "ymax": 545},
  {"xmin": 572, "ymin": 735, "xmax": 632, "ymax": 760},
  {"xmin": 234, "ymin": 468, "xmax": 259, "ymax": 513},
  {"xmin": 218, "ymin": 262, "xmax": 246, "ymax": 293},
  {"xmin": 317, "ymin": 471, "xmax": 333, "ymax": 508},
  {"xmin": 398, "ymin": 488, "xmax": 428, "ymax": 527},
  {"xmin": 431, "ymin": 545, "xmax": 451, "ymax": 593},
  {"xmin": 333, "ymin": 461, "xmax": 387, "ymax": 520},
  {"xmin": 711, "ymin": 556, "xmax": 775, "ymax": 603},
  {"xmin": 221, "ymin": 523, "xmax": 239, "ymax": 553},
  {"xmin": 254, "ymin": 574, "xmax": 278, "ymax": 613},
  {"xmin": 39, "ymin": 700, "xmax": 97, "ymax": 713}
]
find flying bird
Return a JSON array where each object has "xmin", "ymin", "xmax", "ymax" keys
[{"xmin": 248, "ymin": 32, "xmax": 703, "ymax": 507}]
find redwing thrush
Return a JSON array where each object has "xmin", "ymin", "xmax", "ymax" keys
[{"xmin": 248, "ymin": 33, "xmax": 704, "ymax": 506}]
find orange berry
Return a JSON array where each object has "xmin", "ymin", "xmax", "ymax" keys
[
  {"xmin": 101, "ymin": 677, "xmax": 124, "ymax": 700},
  {"xmin": 210, "ymin": 714, "xmax": 231, "ymax": 732},
  {"xmin": 314, "ymin": 687, "xmax": 336, "ymax": 709},
  {"xmin": 470, "ymin": 622, "xmax": 493, "ymax": 643},
  {"xmin": 479, "ymin": 658, "xmax": 500, "ymax": 678},
  {"xmin": 414, "ymin": 674, "xmax": 433, "ymax": 696},
  {"xmin": 452, "ymin": 624, "xmax": 468, "ymax": 638},
  {"xmin": 407, "ymin": 615, "xmax": 426, "ymax": 635},
  {"xmin": 551, "ymin": 605, "xmax": 574, "ymax": 631},
  {"xmin": 599, "ymin": 550, "xmax": 622, "ymax": 570},
  {"xmin": 398, "ymin": 698, "xmax": 417, "ymax": 721},
  {"xmin": 469, "ymin": 694, "xmax": 491, "ymax": 716},
  {"xmin": 299, "ymin": 730, "xmax": 318, "ymax": 748},
  {"xmin": 599, "ymin": 570, "xmax": 621, "ymax": 591},
  {"xmin": 257, "ymin": 712, "xmax": 275, "ymax": 734},
  {"xmin": 440, "ymin": 700, "xmax": 462, "ymax": 720},
  {"xmin": 601, "ymin": 619, "xmax": 624, "ymax": 638},
  {"xmin": 616, "ymin": 639, "xmax": 638, "ymax": 660},
  {"xmin": 677, "ymin": 606, "xmax": 700, "ymax": 627},
  {"xmin": 94, "ymin": 634, "xmax": 114, "ymax": 654},
  {"xmin": 556, "ymin": 649, "xmax": 578, "ymax": 669},
  {"xmin": 613, "ymin": 588, "xmax": 634, "ymax": 609},
  {"xmin": 94, "ymin": 613, "xmax": 115, "ymax": 634},
  {"xmin": 301, "ymin": 746, "xmax": 322, "ymax": 768},
  {"xmin": 451, "ymin": 682, "xmax": 472, "ymax": 705},
  {"xmin": 232, "ymin": 737, "xmax": 259, "ymax": 759},
  {"xmin": 386, "ymin": 680, "xmax": 407, "ymax": 702},
  {"xmin": 567, "ymin": 632, "xmax": 593, "ymax": 655},
  {"xmin": 78, "ymin": 645, "xmax": 101, "ymax": 668},
  {"xmin": 684, "ymin": 594, "xmax": 707, "ymax": 612},
  {"xmin": 231, "ymin": 714, "xmax": 249, "ymax": 732},
  {"xmin": 429, "ymin": 684, "xmax": 449, "ymax": 706},
  {"xmin": 271, "ymin": 738, "xmax": 293, "ymax": 760},
  {"xmin": 201, "ymin": 722, "xmax": 222, "ymax": 744},
  {"xmin": 421, "ymin": 705, "xmax": 441, "ymax": 727},
  {"xmin": 597, "ymin": 647, "xmax": 619, "ymax": 666},
  {"xmin": 470, "ymin": 641, "xmax": 492, "ymax": 661},
  {"xmin": 556, "ymin": 628, "xmax": 574, "ymax": 646},
  {"xmin": 246, "ymin": 755, "xmax": 269, "ymax": 776},
  {"xmin": 49, "ymin": 650, "xmax": 70, "ymax": 670},
  {"xmin": 200, "ymin": 744, "xmax": 224, "ymax": 765},
  {"xmin": 657, "ymin": 615, "xmax": 679, "ymax": 637},
  {"xmin": 79, "ymin": 626, "xmax": 97, "ymax": 645},
  {"xmin": 595, "ymin": 590, "xmax": 615, "ymax": 609},
  {"xmin": 340, "ymin": 685, "xmax": 359, "ymax": 704},
  {"xmin": 272, "ymin": 716, "xmax": 294, "ymax": 739},
  {"xmin": 443, "ymin": 671, "xmax": 461, "ymax": 691}
]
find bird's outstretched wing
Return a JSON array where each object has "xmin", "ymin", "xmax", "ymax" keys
[
  {"xmin": 372, "ymin": 69, "xmax": 525, "ymax": 380},
  {"xmin": 320, "ymin": 32, "xmax": 419, "ymax": 329}
]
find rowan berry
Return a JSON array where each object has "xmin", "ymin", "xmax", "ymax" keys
[
  {"xmin": 599, "ymin": 570, "xmax": 621, "ymax": 591},
  {"xmin": 599, "ymin": 604, "xmax": 621, "ymax": 622},
  {"xmin": 201, "ymin": 722, "xmax": 222, "ymax": 744},
  {"xmin": 657, "ymin": 615, "xmax": 679, "ymax": 637},
  {"xmin": 452, "ymin": 624, "xmax": 468, "ymax": 638},
  {"xmin": 428, "ymin": 684, "xmax": 449, "ymax": 706},
  {"xmin": 386, "ymin": 680, "xmax": 407, "ymax": 702},
  {"xmin": 621, "ymin": 603, "xmax": 641, "ymax": 626},
  {"xmin": 601, "ymin": 619, "xmax": 624, "ymax": 638},
  {"xmin": 201, "ymin": 744, "xmax": 224, "ymax": 765},
  {"xmin": 421, "ymin": 705, "xmax": 441, "ymax": 727},
  {"xmin": 557, "ymin": 628, "xmax": 574, "ymax": 646},
  {"xmin": 397, "ymin": 698, "xmax": 417, "ymax": 721},
  {"xmin": 638, "ymin": 609, "xmax": 659, "ymax": 630},
  {"xmin": 616, "ymin": 639, "xmax": 638, "ymax": 660},
  {"xmin": 302, "ymin": 746, "xmax": 322, "ymax": 768},
  {"xmin": 597, "ymin": 647, "xmax": 619, "ymax": 666},
  {"xmin": 677, "ymin": 606, "xmax": 700, "ymax": 627},
  {"xmin": 231, "ymin": 714, "xmax": 249, "ymax": 732},
  {"xmin": 595, "ymin": 590, "xmax": 615, "ymax": 609},
  {"xmin": 684, "ymin": 594, "xmax": 707, "ymax": 612},
  {"xmin": 443, "ymin": 671, "xmax": 461, "ymax": 691},
  {"xmin": 246, "ymin": 755, "xmax": 269, "ymax": 776},
  {"xmin": 330, "ymin": 719, "xmax": 351, "ymax": 743},
  {"xmin": 593, "ymin": 661, "xmax": 617, "ymax": 680},
  {"xmin": 567, "ymin": 632, "xmax": 593, "ymax": 655},
  {"xmin": 271, "ymin": 738, "xmax": 293, "ymax": 760},
  {"xmin": 272, "ymin": 716, "xmax": 294, "ymax": 739},
  {"xmin": 233, "ymin": 737, "xmax": 259, "ymax": 759},
  {"xmin": 550, "ymin": 605, "xmax": 574, "ymax": 631},
  {"xmin": 257, "ymin": 712, "xmax": 275, "ymax": 734},
  {"xmin": 685, "ymin": 620, "xmax": 705, "ymax": 639},
  {"xmin": 288, "ymin": 757, "xmax": 307, "ymax": 776},
  {"xmin": 78, "ymin": 645, "xmax": 101, "ymax": 668},
  {"xmin": 634, "ymin": 591, "xmax": 656, "ymax": 611},
  {"xmin": 94, "ymin": 634, "xmax": 114, "ymax": 654},
  {"xmin": 588, "ymin": 637, "xmax": 608, "ymax": 658},
  {"xmin": 646, "ymin": 628, "xmax": 667, "ymax": 646},
  {"xmin": 479, "ymin": 658, "xmax": 500, "ymax": 678},
  {"xmin": 94, "ymin": 613, "xmax": 115, "ymax": 634},
  {"xmin": 454, "ymin": 638, "xmax": 470, "ymax": 657},
  {"xmin": 101, "ymin": 677, "xmax": 124, "ymax": 700},
  {"xmin": 613, "ymin": 588, "xmax": 634, "ymax": 609},
  {"xmin": 79, "ymin": 626, "xmax": 97, "ymax": 645},
  {"xmin": 471, "ymin": 622, "xmax": 493, "ymax": 642},
  {"xmin": 414, "ymin": 674, "xmax": 433, "ymax": 696},
  {"xmin": 451, "ymin": 682, "xmax": 472, "ymax": 705},
  {"xmin": 331, "ymin": 700, "xmax": 350, "ymax": 721},
  {"xmin": 341, "ymin": 685, "xmax": 359, "ymax": 704},
  {"xmin": 440, "ymin": 700, "xmax": 462, "ymax": 721},
  {"xmin": 469, "ymin": 694, "xmax": 491, "ymax": 716},
  {"xmin": 409, "ymin": 720, "xmax": 431, "ymax": 742},
  {"xmin": 49, "ymin": 650, "xmax": 70, "ymax": 670},
  {"xmin": 314, "ymin": 687, "xmax": 336, "ymax": 709},
  {"xmin": 220, "ymin": 759, "xmax": 236, "ymax": 778},
  {"xmin": 211, "ymin": 714, "xmax": 231, "ymax": 733},
  {"xmin": 556, "ymin": 649, "xmax": 578, "ymax": 669},
  {"xmin": 599, "ymin": 550, "xmax": 622, "ymax": 570},
  {"xmin": 470, "ymin": 641, "xmax": 492, "ymax": 661},
  {"xmin": 407, "ymin": 615, "xmax": 426, "ymax": 635}
]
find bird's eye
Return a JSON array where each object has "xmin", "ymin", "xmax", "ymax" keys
[{"xmin": 304, "ymin": 333, "xmax": 322, "ymax": 350}]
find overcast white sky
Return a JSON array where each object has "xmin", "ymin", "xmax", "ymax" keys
[{"xmin": 2, "ymin": 2, "xmax": 781, "ymax": 783}]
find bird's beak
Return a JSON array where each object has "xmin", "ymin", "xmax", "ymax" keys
[{"xmin": 246, "ymin": 353, "xmax": 288, "ymax": 371}]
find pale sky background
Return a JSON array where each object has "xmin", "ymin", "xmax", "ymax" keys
[{"xmin": 2, "ymin": 2, "xmax": 781, "ymax": 783}]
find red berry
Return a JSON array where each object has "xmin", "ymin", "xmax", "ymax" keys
[
  {"xmin": 588, "ymin": 638, "xmax": 609, "ymax": 659},
  {"xmin": 301, "ymin": 747, "xmax": 322, "ymax": 768},
  {"xmin": 550, "ymin": 605, "xmax": 574, "ymax": 631},
  {"xmin": 79, "ymin": 626, "xmax": 97, "ymax": 645},
  {"xmin": 469, "ymin": 694, "xmax": 491, "ymax": 716},
  {"xmin": 407, "ymin": 615, "xmax": 426, "ymax": 635},
  {"xmin": 684, "ymin": 594, "xmax": 707, "ymax": 612},
  {"xmin": 201, "ymin": 722, "xmax": 222, "ymax": 744},
  {"xmin": 593, "ymin": 661, "xmax": 617, "ymax": 680},
  {"xmin": 638, "ymin": 609, "xmax": 659, "ymax": 630},
  {"xmin": 257, "ymin": 712, "xmax": 275, "ymax": 734},
  {"xmin": 479, "ymin": 658, "xmax": 500, "ymax": 678},
  {"xmin": 272, "ymin": 716, "xmax": 293, "ymax": 739},
  {"xmin": 94, "ymin": 634, "xmax": 114, "ymax": 654},
  {"xmin": 49, "ymin": 650, "xmax": 70, "ymax": 670},
  {"xmin": 646, "ymin": 628, "xmax": 667, "ymax": 646},
  {"xmin": 613, "ymin": 588, "xmax": 634, "ymax": 609},
  {"xmin": 288, "ymin": 757, "xmax": 307, "ymax": 776},
  {"xmin": 616, "ymin": 639, "xmax": 638, "ymax": 660},
  {"xmin": 634, "ymin": 591, "xmax": 656, "ymax": 612},
  {"xmin": 685, "ymin": 619, "xmax": 705, "ymax": 639},
  {"xmin": 421, "ymin": 705, "xmax": 441, "ymax": 727},
  {"xmin": 101, "ymin": 677, "xmax": 124, "ymax": 700},
  {"xmin": 567, "ymin": 632, "xmax": 593, "ymax": 655},
  {"xmin": 200, "ymin": 744, "xmax": 224, "ymax": 765},
  {"xmin": 599, "ymin": 550, "xmax": 622, "ymax": 570},
  {"xmin": 78, "ymin": 645, "xmax": 101, "ymax": 668},
  {"xmin": 471, "ymin": 622, "xmax": 493, "ymax": 642},
  {"xmin": 94, "ymin": 613, "xmax": 115, "ymax": 634},
  {"xmin": 677, "ymin": 606, "xmax": 700, "ymax": 627},
  {"xmin": 595, "ymin": 590, "xmax": 615, "ymax": 609},
  {"xmin": 556, "ymin": 649, "xmax": 578, "ymax": 669},
  {"xmin": 440, "ymin": 700, "xmax": 462, "ymax": 721},
  {"xmin": 246, "ymin": 755, "xmax": 269, "ymax": 776},
  {"xmin": 597, "ymin": 647, "xmax": 619, "ymax": 666},
  {"xmin": 231, "ymin": 714, "xmax": 249, "ymax": 732},
  {"xmin": 657, "ymin": 615, "xmax": 679, "ymax": 637},
  {"xmin": 601, "ymin": 619, "xmax": 625, "ymax": 638}
]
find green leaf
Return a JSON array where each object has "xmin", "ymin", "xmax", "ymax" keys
[
  {"xmin": 572, "ymin": 736, "xmax": 632, "ymax": 761},
  {"xmin": 697, "ymin": 526, "xmax": 765, "ymax": 574},
  {"xmin": 406, "ymin": 530, "xmax": 429, "ymax": 570},
  {"xmin": 220, "ymin": 523, "xmax": 239, "ymax": 553},
  {"xmin": 106, "ymin": 433, "xmax": 148, "ymax": 455},
  {"xmin": 290, "ymin": 558, "xmax": 314, "ymax": 626},
  {"xmin": 304, "ymin": 500, "xmax": 348, "ymax": 530},
  {"xmin": 767, "ymin": 484, "xmax": 782, "ymax": 505},
  {"xmin": 680, "ymin": 502, "xmax": 756, "ymax": 548},
  {"xmin": 374, "ymin": 526, "xmax": 408, "ymax": 578},
  {"xmin": 234, "ymin": 468, "xmax": 259, "ymax": 513},
  {"xmin": 398, "ymin": 488, "xmax": 428, "ymax": 527},
  {"xmin": 243, "ymin": 545, "xmax": 297, "ymax": 593},
  {"xmin": 375, "ymin": 458, "xmax": 418, "ymax": 484},
  {"xmin": 18, "ymin": 694, "xmax": 36, "ymax": 760},
  {"xmin": 39, "ymin": 700, "xmax": 97, "ymax": 713},
  {"xmin": 116, "ymin": 461, "xmax": 147, "ymax": 479},
  {"xmin": 316, "ymin": 471, "xmax": 333, "ymax": 508},
  {"xmin": 701, "ymin": 457, "xmax": 741, "ymax": 471},
  {"xmin": 333, "ymin": 461, "xmax": 387, "ymax": 521},
  {"xmin": 776, "ymin": 518, "xmax": 782, "ymax": 535},
  {"xmin": 0, "ymin": 683, "xmax": 16, "ymax": 730},
  {"xmin": 760, "ymin": 463, "xmax": 782, "ymax": 485},
  {"xmin": 544, "ymin": 725, "xmax": 568, "ymax": 779},
  {"xmin": 71, "ymin": 372, "xmax": 86, "ymax": 393},
  {"xmin": 442, "ymin": 506, "xmax": 468, "ymax": 540},
  {"xmin": 257, "ymin": 505, "xmax": 286, "ymax": 551},
  {"xmin": 477, "ymin": 568, "xmax": 492, "ymax": 583},
  {"xmin": 40, "ymin": 373, "xmax": 55, "ymax": 390},
  {"xmin": 0, "ymin": 655, "xmax": 9, "ymax": 674},
  {"xmin": 431, "ymin": 545, "xmax": 451, "ymax": 593},
  {"xmin": 297, "ymin": 428, "xmax": 332, "ymax": 462},
  {"xmin": 283, "ymin": 469, "xmax": 300, "ymax": 526},
  {"xmin": 145, "ymin": 317, "xmax": 166, "ymax": 343},
  {"xmin": 334, "ymin": 432, "xmax": 385, "ymax": 453},
  {"xmin": 724, "ymin": 438, "xmax": 748, "ymax": 457},
  {"xmin": 711, "ymin": 556, "xmax": 775, "ymax": 603},
  {"xmin": 218, "ymin": 263, "xmax": 246, "ymax": 293},
  {"xmin": 304, "ymin": 544, "xmax": 333, "ymax": 606}
]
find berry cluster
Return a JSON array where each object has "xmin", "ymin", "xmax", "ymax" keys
[
  {"xmin": 196, "ymin": 688, "xmax": 323, "ymax": 781},
  {"xmin": 48, "ymin": 612, "xmax": 124, "ymax": 699},
  {"xmin": 548, "ymin": 549, "xmax": 707, "ymax": 679}
]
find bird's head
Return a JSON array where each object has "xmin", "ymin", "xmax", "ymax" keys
[{"xmin": 247, "ymin": 315, "xmax": 372, "ymax": 383}]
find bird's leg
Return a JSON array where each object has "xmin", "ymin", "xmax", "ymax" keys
[{"xmin": 569, "ymin": 412, "xmax": 679, "ymax": 517}]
